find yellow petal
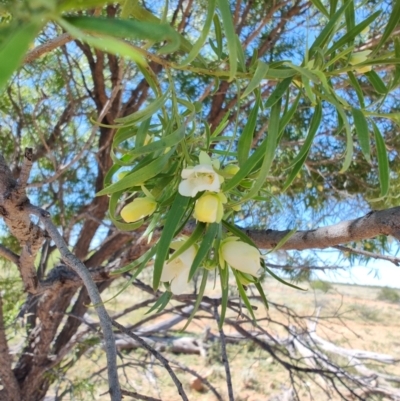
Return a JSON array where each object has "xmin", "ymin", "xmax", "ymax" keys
[{"xmin": 121, "ymin": 197, "xmax": 157, "ymax": 223}]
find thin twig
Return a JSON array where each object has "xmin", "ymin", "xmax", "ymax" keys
[
  {"xmin": 27, "ymin": 79, "xmax": 121, "ymax": 189},
  {"xmin": 121, "ymin": 389, "xmax": 161, "ymax": 401},
  {"xmin": 170, "ymin": 359, "xmax": 224, "ymax": 401},
  {"xmin": 213, "ymin": 304, "xmax": 234, "ymax": 401},
  {"xmin": 112, "ymin": 320, "xmax": 189, "ymax": 401},
  {"xmin": 334, "ymin": 245, "xmax": 400, "ymax": 266},
  {"xmin": 27, "ymin": 205, "xmax": 122, "ymax": 401}
]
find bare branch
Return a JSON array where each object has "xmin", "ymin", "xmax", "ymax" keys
[
  {"xmin": 24, "ymin": 33, "xmax": 73, "ymax": 64},
  {"xmin": 120, "ymin": 390, "xmax": 161, "ymax": 401},
  {"xmin": 333, "ymin": 245, "xmax": 400, "ymax": 266},
  {"xmin": 246, "ymin": 207, "xmax": 400, "ymax": 250},
  {"xmin": 112, "ymin": 320, "xmax": 189, "ymax": 401},
  {"xmin": 27, "ymin": 205, "xmax": 122, "ymax": 401},
  {"xmin": 213, "ymin": 304, "xmax": 234, "ymax": 401}
]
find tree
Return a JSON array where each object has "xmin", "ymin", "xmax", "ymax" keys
[{"xmin": 0, "ymin": 0, "xmax": 400, "ymax": 400}]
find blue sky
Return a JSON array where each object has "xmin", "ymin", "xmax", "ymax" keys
[{"xmin": 316, "ymin": 259, "xmax": 400, "ymax": 288}]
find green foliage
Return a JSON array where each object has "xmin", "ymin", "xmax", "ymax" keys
[
  {"xmin": 377, "ymin": 287, "xmax": 400, "ymax": 303},
  {"xmin": 1, "ymin": 0, "xmax": 400, "ymax": 332},
  {"xmin": 310, "ymin": 280, "xmax": 333, "ymax": 293}
]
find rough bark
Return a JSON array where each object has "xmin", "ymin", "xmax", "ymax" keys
[{"xmin": 246, "ymin": 207, "xmax": 400, "ymax": 250}]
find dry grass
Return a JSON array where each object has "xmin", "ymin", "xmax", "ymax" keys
[{"xmin": 46, "ymin": 276, "xmax": 400, "ymax": 401}]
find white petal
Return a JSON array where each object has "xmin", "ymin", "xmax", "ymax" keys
[
  {"xmin": 170, "ymin": 268, "xmax": 191, "ymax": 295},
  {"xmin": 178, "ymin": 180, "xmax": 196, "ymax": 197},
  {"xmin": 178, "ymin": 246, "xmax": 197, "ymax": 268},
  {"xmin": 192, "ymin": 164, "xmax": 215, "ymax": 173},
  {"xmin": 181, "ymin": 168, "xmax": 194, "ymax": 179},
  {"xmin": 222, "ymin": 241, "xmax": 261, "ymax": 277},
  {"xmin": 161, "ymin": 259, "xmax": 182, "ymax": 282}
]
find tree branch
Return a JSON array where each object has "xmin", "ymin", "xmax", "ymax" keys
[
  {"xmin": 0, "ymin": 244, "xmax": 19, "ymax": 265},
  {"xmin": 27, "ymin": 205, "xmax": 122, "ymax": 401},
  {"xmin": 24, "ymin": 33, "xmax": 73, "ymax": 64},
  {"xmin": 246, "ymin": 207, "xmax": 400, "ymax": 250},
  {"xmin": 112, "ymin": 320, "xmax": 189, "ymax": 401}
]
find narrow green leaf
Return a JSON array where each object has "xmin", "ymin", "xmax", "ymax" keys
[
  {"xmin": 232, "ymin": 269, "xmax": 256, "ymax": 321},
  {"xmin": 167, "ymin": 223, "xmax": 205, "ymax": 263},
  {"xmin": 182, "ymin": 269, "xmax": 209, "ymax": 330},
  {"xmin": 213, "ymin": 14, "xmax": 223, "ymax": 59},
  {"xmin": 365, "ymin": 71, "xmax": 387, "ymax": 94},
  {"xmin": 309, "ymin": 0, "xmax": 352, "ymax": 56},
  {"xmin": 126, "ymin": 126, "xmax": 185, "ymax": 159},
  {"xmin": 391, "ymin": 38, "xmax": 400, "ymax": 89},
  {"xmin": 112, "ymin": 246, "xmax": 157, "ymax": 274},
  {"xmin": 264, "ymin": 265, "xmax": 306, "ymax": 291},
  {"xmin": 58, "ymin": 0, "xmax": 111, "ymax": 11},
  {"xmin": 254, "ymin": 282, "xmax": 269, "ymax": 310},
  {"xmin": 0, "ymin": 20, "xmax": 43, "ymax": 93},
  {"xmin": 347, "ymin": 71, "xmax": 365, "ymax": 108},
  {"xmin": 188, "ymin": 223, "xmax": 219, "ymax": 281},
  {"xmin": 218, "ymin": 265, "xmax": 229, "ymax": 327},
  {"xmin": 153, "ymin": 194, "xmax": 191, "ymax": 290},
  {"xmin": 309, "ymin": 0, "xmax": 329, "ymax": 17},
  {"xmin": 344, "ymin": 0, "xmax": 355, "ymax": 36},
  {"xmin": 181, "ymin": 0, "xmax": 216, "ymax": 65},
  {"xmin": 238, "ymin": 92, "xmax": 260, "ymax": 166},
  {"xmin": 58, "ymin": 18, "xmax": 146, "ymax": 65},
  {"xmin": 327, "ymin": 11, "xmax": 381, "ymax": 55},
  {"xmin": 287, "ymin": 101, "xmax": 322, "ymax": 168},
  {"xmin": 242, "ymin": 99, "xmax": 281, "ymax": 201},
  {"xmin": 116, "ymin": 89, "xmax": 170, "ymax": 124},
  {"xmin": 146, "ymin": 291, "xmax": 173, "ymax": 315},
  {"xmin": 352, "ymin": 108, "xmax": 371, "ymax": 163},
  {"xmin": 241, "ymin": 60, "xmax": 269, "ymax": 99},
  {"xmin": 278, "ymin": 92, "xmax": 301, "ymax": 138},
  {"xmin": 97, "ymin": 151, "xmax": 172, "ymax": 196},
  {"xmin": 217, "ymin": 0, "xmax": 237, "ymax": 81},
  {"xmin": 135, "ymin": 118, "xmax": 151, "ymax": 148},
  {"xmin": 265, "ymin": 77, "xmax": 293, "ymax": 108},
  {"xmin": 329, "ymin": 0, "xmax": 338, "ymax": 15},
  {"xmin": 325, "ymin": 95, "xmax": 353, "ymax": 173},
  {"xmin": 235, "ymin": 34, "xmax": 246, "ymax": 72},
  {"xmin": 372, "ymin": 121, "xmax": 390, "ymax": 197},
  {"xmin": 223, "ymin": 137, "xmax": 268, "ymax": 192},
  {"xmin": 265, "ymin": 68, "xmax": 296, "ymax": 79},
  {"xmin": 282, "ymin": 153, "xmax": 308, "ymax": 191},
  {"xmin": 211, "ymin": 110, "xmax": 230, "ymax": 137},
  {"xmin": 64, "ymin": 16, "xmax": 180, "ymax": 52},
  {"xmin": 373, "ymin": 0, "xmax": 400, "ymax": 54},
  {"xmin": 221, "ymin": 220, "xmax": 260, "ymax": 249}
]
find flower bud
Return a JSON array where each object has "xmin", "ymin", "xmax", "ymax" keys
[
  {"xmin": 224, "ymin": 164, "xmax": 240, "ymax": 176},
  {"xmin": 193, "ymin": 192, "xmax": 226, "ymax": 223},
  {"xmin": 220, "ymin": 239, "xmax": 261, "ymax": 277},
  {"xmin": 349, "ymin": 50, "xmax": 371, "ymax": 65},
  {"xmin": 121, "ymin": 197, "xmax": 157, "ymax": 223}
]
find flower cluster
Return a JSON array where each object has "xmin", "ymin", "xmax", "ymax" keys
[
  {"xmin": 117, "ymin": 150, "xmax": 263, "ymax": 297},
  {"xmin": 161, "ymin": 238, "xmax": 261, "ymax": 294},
  {"xmin": 178, "ymin": 151, "xmax": 228, "ymax": 223}
]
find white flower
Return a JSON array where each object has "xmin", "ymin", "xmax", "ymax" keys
[
  {"xmin": 161, "ymin": 244, "xmax": 197, "ymax": 295},
  {"xmin": 220, "ymin": 238, "xmax": 261, "ymax": 277},
  {"xmin": 178, "ymin": 164, "xmax": 222, "ymax": 197}
]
